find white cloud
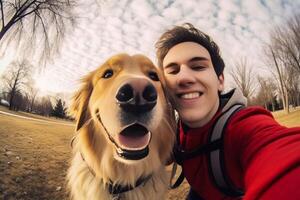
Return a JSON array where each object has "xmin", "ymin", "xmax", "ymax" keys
[
  {"xmin": 2, "ymin": 0, "xmax": 297, "ymax": 94},
  {"xmin": 162, "ymin": 6, "xmax": 182, "ymax": 21},
  {"xmin": 130, "ymin": 0, "xmax": 155, "ymax": 19},
  {"xmin": 234, "ymin": 14, "xmax": 247, "ymax": 27}
]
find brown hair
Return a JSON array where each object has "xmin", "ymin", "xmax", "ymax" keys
[{"xmin": 155, "ymin": 23, "xmax": 225, "ymax": 76}]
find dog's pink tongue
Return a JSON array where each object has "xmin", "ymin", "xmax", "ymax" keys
[{"xmin": 118, "ymin": 134, "xmax": 149, "ymax": 150}]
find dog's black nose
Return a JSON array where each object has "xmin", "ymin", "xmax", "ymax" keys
[
  {"xmin": 116, "ymin": 79, "xmax": 157, "ymax": 113},
  {"xmin": 143, "ymin": 84, "xmax": 157, "ymax": 102},
  {"xmin": 116, "ymin": 84, "xmax": 134, "ymax": 102}
]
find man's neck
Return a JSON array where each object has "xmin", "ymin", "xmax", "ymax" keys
[{"xmin": 183, "ymin": 98, "xmax": 220, "ymax": 128}]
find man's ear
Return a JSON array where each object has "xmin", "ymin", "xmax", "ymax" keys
[
  {"xmin": 69, "ymin": 73, "xmax": 94, "ymax": 131},
  {"xmin": 218, "ymin": 73, "xmax": 225, "ymax": 92}
]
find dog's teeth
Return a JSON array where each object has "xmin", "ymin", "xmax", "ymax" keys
[{"xmin": 181, "ymin": 92, "xmax": 200, "ymax": 99}]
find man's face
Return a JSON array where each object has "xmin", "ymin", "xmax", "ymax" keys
[{"xmin": 162, "ymin": 42, "xmax": 224, "ymax": 128}]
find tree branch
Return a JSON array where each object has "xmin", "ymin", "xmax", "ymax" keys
[
  {"xmin": 0, "ymin": 0, "xmax": 5, "ymax": 28},
  {"xmin": 13, "ymin": 0, "xmax": 38, "ymax": 23}
]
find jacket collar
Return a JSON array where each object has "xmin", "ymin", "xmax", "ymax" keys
[{"xmin": 221, "ymin": 88, "xmax": 247, "ymax": 112}]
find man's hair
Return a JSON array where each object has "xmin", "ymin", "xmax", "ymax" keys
[{"xmin": 155, "ymin": 23, "xmax": 225, "ymax": 76}]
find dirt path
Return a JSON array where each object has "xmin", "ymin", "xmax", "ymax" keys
[{"xmin": 0, "ymin": 112, "xmax": 189, "ymax": 199}]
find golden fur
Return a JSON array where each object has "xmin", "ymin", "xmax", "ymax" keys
[{"xmin": 67, "ymin": 54, "xmax": 175, "ymax": 200}]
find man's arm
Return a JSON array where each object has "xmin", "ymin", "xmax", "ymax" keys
[{"xmin": 226, "ymin": 106, "xmax": 300, "ymax": 200}]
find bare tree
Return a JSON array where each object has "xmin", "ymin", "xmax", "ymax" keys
[
  {"xmin": 26, "ymin": 79, "xmax": 39, "ymax": 112},
  {"xmin": 278, "ymin": 14, "xmax": 300, "ymax": 74},
  {"xmin": 1, "ymin": 60, "xmax": 33, "ymax": 110},
  {"xmin": 34, "ymin": 95, "xmax": 53, "ymax": 116},
  {"xmin": 257, "ymin": 76, "xmax": 277, "ymax": 111},
  {"xmin": 267, "ymin": 13, "xmax": 300, "ymax": 113},
  {"xmin": 267, "ymin": 44, "xmax": 290, "ymax": 112},
  {"xmin": 263, "ymin": 13, "xmax": 300, "ymax": 113},
  {"xmin": 0, "ymin": 0, "xmax": 75, "ymax": 65},
  {"xmin": 229, "ymin": 57, "xmax": 257, "ymax": 104},
  {"xmin": 286, "ymin": 67, "xmax": 300, "ymax": 108}
]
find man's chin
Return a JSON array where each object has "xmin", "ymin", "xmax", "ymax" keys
[{"xmin": 179, "ymin": 109, "xmax": 210, "ymax": 128}]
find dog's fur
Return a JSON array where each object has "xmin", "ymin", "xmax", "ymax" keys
[{"xmin": 67, "ymin": 54, "xmax": 175, "ymax": 200}]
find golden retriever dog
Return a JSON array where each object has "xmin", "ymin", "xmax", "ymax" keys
[{"xmin": 67, "ymin": 54, "xmax": 175, "ymax": 200}]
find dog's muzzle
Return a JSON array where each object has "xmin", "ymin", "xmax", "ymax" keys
[
  {"xmin": 113, "ymin": 79, "xmax": 157, "ymax": 160},
  {"xmin": 96, "ymin": 108, "xmax": 152, "ymax": 160}
]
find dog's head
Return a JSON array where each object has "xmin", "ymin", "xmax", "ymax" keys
[{"xmin": 70, "ymin": 54, "xmax": 175, "ymax": 167}]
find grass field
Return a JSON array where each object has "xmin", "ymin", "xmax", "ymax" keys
[
  {"xmin": 0, "ymin": 106, "xmax": 74, "ymax": 200},
  {"xmin": 271, "ymin": 107, "xmax": 300, "ymax": 127},
  {"xmin": 0, "ymin": 105, "xmax": 299, "ymax": 200}
]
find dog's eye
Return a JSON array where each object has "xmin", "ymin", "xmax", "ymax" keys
[
  {"xmin": 148, "ymin": 71, "xmax": 159, "ymax": 81},
  {"xmin": 102, "ymin": 69, "xmax": 113, "ymax": 79}
]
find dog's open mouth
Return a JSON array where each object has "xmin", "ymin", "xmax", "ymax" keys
[
  {"xmin": 115, "ymin": 123, "xmax": 151, "ymax": 160},
  {"xmin": 117, "ymin": 123, "xmax": 151, "ymax": 150}
]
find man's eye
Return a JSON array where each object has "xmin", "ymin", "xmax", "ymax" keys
[
  {"xmin": 102, "ymin": 69, "xmax": 113, "ymax": 79},
  {"xmin": 191, "ymin": 66, "xmax": 205, "ymax": 71},
  {"xmin": 166, "ymin": 68, "xmax": 179, "ymax": 75}
]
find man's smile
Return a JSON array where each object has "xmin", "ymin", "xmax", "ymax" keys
[{"xmin": 177, "ymin": 92, "xmax": 204, "ymax": 99}]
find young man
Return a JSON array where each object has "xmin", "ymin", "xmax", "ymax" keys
[{"xmin": 155, "ymin": 23, "xmax": 300, "ymax": 200}]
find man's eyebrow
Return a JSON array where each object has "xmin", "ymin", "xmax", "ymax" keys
[
  {"xmin": 164, "ymin": 56, "xmax": 210, "ymax": 69},
  {"xmin": 188, "ymin": 56, "xmax": 209, "ymax": 62},
  {"xmin": 163, "ymin": 62, "xmax": 178, "ymax": 69}
]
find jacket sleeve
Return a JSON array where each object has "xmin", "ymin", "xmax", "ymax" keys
[{"xmin": 226, "ymin": 106, "xmax": 300, "ymax": 200}]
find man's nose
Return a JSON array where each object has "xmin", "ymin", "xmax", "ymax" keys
[{"xmin": 177, "ymin": 65, "xmax": 195, "ymax": 87}]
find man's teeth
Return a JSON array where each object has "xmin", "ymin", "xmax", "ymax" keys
[{"xmin": 181, "ymin": 92, "xmax": 200, "ymax": 99}]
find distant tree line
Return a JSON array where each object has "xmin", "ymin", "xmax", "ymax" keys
[
  {"xmin": 0, "ymin": 90, "xmax": 69, "ymax": 119},
  {"xmin": 0, "ymin": 60, "xmax": 69, "ymax": 119}
]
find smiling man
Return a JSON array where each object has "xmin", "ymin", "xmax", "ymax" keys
[
  {"xmin": 155, "ymin": 23, "xmax": 300, "ymax": 200},
  {"xmin": 162, "ymin": 41, "xmax": 224, "ymax": 128}
]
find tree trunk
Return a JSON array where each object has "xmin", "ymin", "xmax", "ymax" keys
[
  {"xmin": 271, "ymin": 101, "xmax": 275, "ymax": 112},
  {"xmin": 30, "ymin": 97, "xmax": 35, "ymax": 112},
  {"xmin": 285, "ymin": 88, "xmax": 290, "ymax": 113},
  {"xmin": 9, "ymin": 91, "xmax": 15, "ymax": 110},
  {"xmin": 270, "ymin": 46, "xmax": 289, "ymax": 113}
]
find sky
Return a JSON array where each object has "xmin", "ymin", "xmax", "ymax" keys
[{"xmin": 0, "ymin": 0, "xmax": 300, "ymax": 97}]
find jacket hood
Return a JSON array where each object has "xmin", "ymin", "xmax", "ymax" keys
[{"xmin": 221, "ymin": 88, "xmax": 247, "ymax": 112}]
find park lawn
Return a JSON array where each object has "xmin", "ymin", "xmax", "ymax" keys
[
  {"xmin": 0, "ymin": 110, "xmax": 189, "ymax": 200},
  {"xmin": 0, "ymin": 107, "xmax": 298, "ymax": 200},
  {"xmin": 0, "ymin": 112, "xmax": 75, "ymax": 200},
  {"xmin": 272, "ymin": 107, "xmax": 300, "ymax": 127}
]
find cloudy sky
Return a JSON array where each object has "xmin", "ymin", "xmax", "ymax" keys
[{"xmin": 1, "ymin": 0, "xmax": 300, "ymax": 96}]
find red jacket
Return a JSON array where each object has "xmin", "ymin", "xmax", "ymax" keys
[{"xmin": 179, "ymin": 106, "xmax": 300, "ymax": 200}]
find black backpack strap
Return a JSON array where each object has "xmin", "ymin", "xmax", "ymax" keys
[
  {"xmin": 170, "ymin": 120, "xmax": 221, "ymax": 189},
  {"xmin": 169, "ymin": 120, "xmax": 186, "ymax": 189},
  {"xmin": 169, "ymin": 163, "xmax": 185, "ymax": 189},
  {"xmin": 208, "ymin": 104, "xmax": 245, "ymax": 197}
]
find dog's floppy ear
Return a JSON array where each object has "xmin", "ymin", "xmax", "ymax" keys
[{"xmin": 69, "ymin": 72, "xmax": 94, "ymax": 131}]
